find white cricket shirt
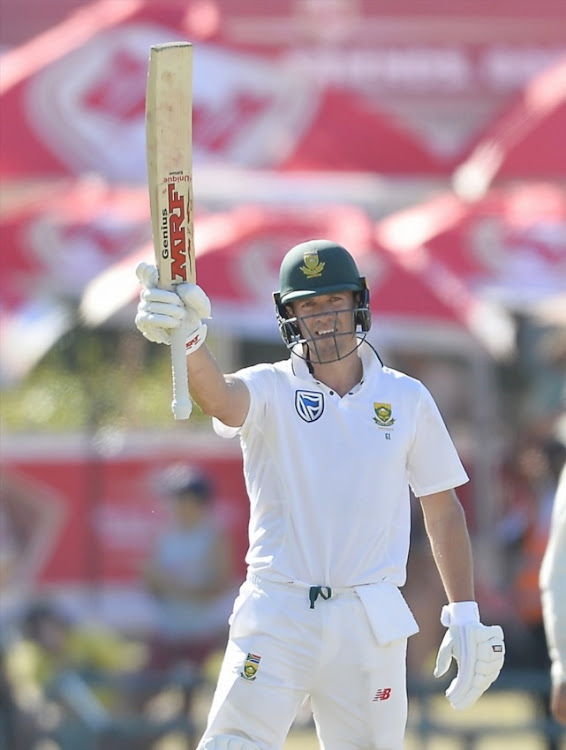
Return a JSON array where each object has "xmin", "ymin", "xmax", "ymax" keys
[{"xmin": 214, "ymin": 340, "xmax": 468, "ymax": 588}]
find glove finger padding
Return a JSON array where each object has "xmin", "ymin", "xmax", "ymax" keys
[
  {"xmin": 445, "ymin": 625, "xmax": 483, "ymax": 709},
  {"xmin": 177, "ymin": 283, "xmax": 211, "ymax": 319},
  {"xmin": 437, "ymin": 623, "xmax": 505, "ymax": 711},
  {"xmin": 135, "ymin": 288, "xmax": 188, "ymax": 345},
  {"xmin": 433, "ymin": 630, "xmax": 455, "ymax": 678},
  {"xmin": 139, "ymin": 288, "xmax": 187, "ymax": 320},
  {"xmin": 136, "ymin": 261, "xmax": 159, "ymax": 289}
]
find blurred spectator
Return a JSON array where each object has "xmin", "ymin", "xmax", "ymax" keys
[
  {"xmin": 524, "ymin": 329, "xmax": 566, "ymax": 439},
  {"xmin": 0, "ymin": 474, "xmax": 64, "ymax": 625},
  {"xmin": 540, "ymin": 462, "xmax": 566, "ymax": 726},
  {"xmin": 0, "ymin": 634, "xmax": 38, "ymax": 750},
  {"xmin": 140, "ymin": 466, "xmax": 238, "ymax": 710},
  {"xmin": 2, "ymin": 598, "xmax": 146, "ymax": 748},
  {"xmin": 510, "ymin": 439, "xmax": 566, "ymax": 643},
  {"xmin": 498, "ymin": 436, "xmax": 566, "ymax": 749}
]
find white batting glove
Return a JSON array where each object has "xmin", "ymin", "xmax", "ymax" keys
[
  {"xmin": 434, "ymin": 601, "xmax": 505, "ymax": 710},
  {"xmin": 134, "ymin": 262, "xmax": 211, "ymax": 353}
]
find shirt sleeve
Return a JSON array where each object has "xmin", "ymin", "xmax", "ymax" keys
[
  {"xmin": 540, "ymin": 465, "xmax": 566, "ymax": 685},
  {"xmin": 407, "ymin": 384, "xmax": 469, "ymax": 497}
]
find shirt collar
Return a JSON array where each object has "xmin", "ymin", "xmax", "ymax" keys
[{"xmin": 290, "ymin": 338, "xmax": 382, "ymax": 385}]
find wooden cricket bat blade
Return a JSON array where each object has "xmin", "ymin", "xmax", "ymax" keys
[{"xmin": 145, "ymin": 41, "xmax": 195, "ymax": 420}]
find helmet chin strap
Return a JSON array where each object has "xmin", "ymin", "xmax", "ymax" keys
[{"xmin": 297, "ymin": 333, "xmax": 367, "ymax": 366}]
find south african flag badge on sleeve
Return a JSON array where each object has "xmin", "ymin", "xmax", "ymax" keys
[{"xmin": 241, "ymin": 652, "xmax": 261, "ymax": 681}]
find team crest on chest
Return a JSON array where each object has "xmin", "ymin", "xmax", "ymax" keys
[
  {"xmin": 373, "ymin": 402, "xmax": 395, "ymax": 428},
  {"xmin": 296, "ymin": 390, "xmax": 324, "ymax": 422}
]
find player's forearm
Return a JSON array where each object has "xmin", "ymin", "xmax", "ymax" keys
[
  {"xmin": 187, "ymin": 346, "xmax": 249, "ymax": 426},
  {"xmin": 420, "ymin": 490, "xmax": 475, "ymax": 603},
  {"xmin": 186, "ymin": 345, "xmax": 230, "ymax": 412}
]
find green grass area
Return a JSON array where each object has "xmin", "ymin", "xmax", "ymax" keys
[
  {"xmin": 282, "ymin": 692, "xmax": 564, "ymax": 749},
  {"xmin": 178, "ymin": 682, "xmax": 562, "ymax": 750},
  {"xmin": 150, "ymin": 654, "xmax": 565, "ymax": 749}
]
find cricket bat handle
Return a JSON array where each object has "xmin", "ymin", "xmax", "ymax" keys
[{"xmin": 170, "ymin": 328, "xmax": 192, "ymax": 419}]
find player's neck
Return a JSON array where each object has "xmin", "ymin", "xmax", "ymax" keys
[{"xmin": 310, "ymin": 352, "xmax": 363, "ymax": 396}]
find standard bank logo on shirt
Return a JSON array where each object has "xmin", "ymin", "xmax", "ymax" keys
[{"xmin": 295, "ymin": 390, "xmax": 324, "ymax": 422}]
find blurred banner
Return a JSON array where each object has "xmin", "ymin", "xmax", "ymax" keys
[
  {"xmin": 1, "ymin": 0, "xmax": 566, "ymax": 180},
  {"xmin": 1, "ymin": 433, "xmax": 249, "ymax": 629}
]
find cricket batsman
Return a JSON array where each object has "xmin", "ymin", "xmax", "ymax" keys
[{"xmin": 135, "ymin": 239, "xmax": 506, "ymax": 749}]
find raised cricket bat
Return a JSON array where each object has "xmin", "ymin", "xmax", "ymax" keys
[{"xmin": 146, "ymin": 42, "xmax": 195, "ymax": 420}]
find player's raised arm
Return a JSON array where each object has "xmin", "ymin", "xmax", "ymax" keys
[{"xmin": 134, "ymin": 262, "xmax": 250, "ymax": 427}]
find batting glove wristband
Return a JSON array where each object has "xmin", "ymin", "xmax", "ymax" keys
[
  {"xmin": 434, "ymin": 601, "xmax": 505, "ymax": 711},
  {"xmin": 135, "ymin": 262, "xmax": 210, "ymax": 353}
]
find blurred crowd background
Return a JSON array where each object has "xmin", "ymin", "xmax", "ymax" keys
[{"xmin": 1, "ymin": 1, "xmax": 565, "ymax": 748}]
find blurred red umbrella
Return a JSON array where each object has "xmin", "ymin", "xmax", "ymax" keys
[
  {"xmin": 376, "ymin": 183, "xmax": 566, "ymax": 313},
  {"xmin": 278, "ymin": 86, "xmax": 452, "ymax": 176},
  {"xmin": 0, "ymin": 178, "xmax": 151, "ymax": 383},
  {"xmin": 454, "ymin": 55, "xmax": 566, "ymax": 199},
  {"xmin": 1, "ymin": 173, "xmax": 515, "ymax": 386}
]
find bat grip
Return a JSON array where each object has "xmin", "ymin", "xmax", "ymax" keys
[{"xmin": 170, "ymin": 329, "xmax": 192, "ymax": 420}]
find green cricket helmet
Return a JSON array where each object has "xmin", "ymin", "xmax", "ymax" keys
[
  {"xmin": 273, "ymin": 239, "xmax": 371, "ymax": 350},
  {"xmin": 277, "ymin": 239, "xmax": 365, "ymax": 303}
]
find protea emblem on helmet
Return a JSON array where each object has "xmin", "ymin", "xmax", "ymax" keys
[
  {"xmin": 300, "ymin": 251, "xmax": 325, "ymax": 278},
  {"xmin": 373, "ymin": 402, "xmax": 395, "ymax": 427}
]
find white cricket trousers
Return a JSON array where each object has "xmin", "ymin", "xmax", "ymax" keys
[{"xmin": 197, "ymin": 575, "xmax": 408, "ymax": 750}]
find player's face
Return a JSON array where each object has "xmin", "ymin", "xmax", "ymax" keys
[{"xmin": 289, "ymin": 291, "xmax": 357, "ymax": 363}]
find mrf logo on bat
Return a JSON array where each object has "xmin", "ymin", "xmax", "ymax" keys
[{"xmin": 160, "ymin": 173, "xmax": 193, "ymax": 282}]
